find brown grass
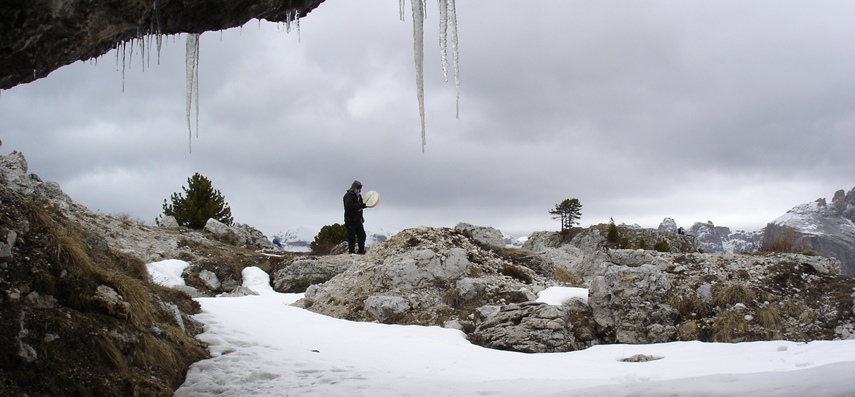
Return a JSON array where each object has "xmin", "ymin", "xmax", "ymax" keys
[
  {"xmin": 670, "ymin": 293, "xmax": 712, "ymax": 319},
  {"xmin": 712, "ymin": 309, "xmax": 748, "ymax": 342},
  {"xmin": 555, "ymin": 267, "xmax": 583, "ymax": 286},
  {"xmin": 756, "ymin": 304, "xmax": 783, "ymax": 330},
  {"xmin": 712, "ymin": 284, "xmax": 755, "ymax": 308}
]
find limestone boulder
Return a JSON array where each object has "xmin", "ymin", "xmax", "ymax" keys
[
  {"xmin": 272, "ymin": 256, "xmax": 355, "ymax": 293},
  {"xmin": 455, "ymin": 222, "xmax": 505, "ymax": 247}
]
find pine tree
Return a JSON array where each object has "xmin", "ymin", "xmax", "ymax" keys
[
  {"xmin": 607, "ymin": 217, "xmax": 620, "ymax": 245},
  {"xmin": 162, "ymin": 173, "xmax": 233, "ymax": 229},
  {"xmin": 311, "ymin": 223, "xmax": 348, "ymax": 254},
  {"xmin": 549, "ymin": 198, "xmax": 582, "ymax": 232}
]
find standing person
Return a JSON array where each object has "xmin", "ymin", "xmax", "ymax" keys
[{"xmin": 343, "ymin": 180, "xmax": 368, "ymax": 254}]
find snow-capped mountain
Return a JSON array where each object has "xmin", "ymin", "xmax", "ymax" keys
[
  {"xmin": 686, "ymin": 221, "xmax": 763, "ymax": 254},
  {"xmin": 656, "ymin": 217, "xmax": 761, "ymax": 254},
  {"xmin": 766, "ymin": 187, "xmax": 855, "ymax": 276}
]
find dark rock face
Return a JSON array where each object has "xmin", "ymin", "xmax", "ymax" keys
[{"xmin": 0, "ymin": 0, "xmax": 326, "ymax": 90}]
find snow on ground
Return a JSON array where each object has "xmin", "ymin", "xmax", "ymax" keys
[
  {"xmin": 146, "ymin": 259, "xmax": 189, "ymax": 287},
  {"xmin": 147, "ymin": 261, "xmax": 855, "ymax": 397}
]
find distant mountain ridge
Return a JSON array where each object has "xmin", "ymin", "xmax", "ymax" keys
[
  {"xmin": 766, "ymin": 187, "xmax": 855, "ymax": 276},
  {"xmin": 274, "ymin": 226, "xmax": 394, "ymax": 252},
  {"xmin": 277, "ymin": 187, "xmax": 855, "ymax": 276},
  {"xmin": 655, "ymin": 187, "xmax": 855, "ymax": 276}
]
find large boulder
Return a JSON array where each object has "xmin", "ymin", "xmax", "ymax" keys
[
  {"xmin": 272, "ymin": 256, "xmax": 355, "ymax": 293},
  {"xmin": 454, "ymin": 222, "xmax": 505, "ymax": 247},
  {"xmin": 588, "ymin": 263, "xmax": 678, "ymax": 344},
  {"xmin": 469, "ymin": 302, "xmax": 576, "ymax": 353}
]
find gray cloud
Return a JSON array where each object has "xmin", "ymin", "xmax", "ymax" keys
[{"xmin": 2, "ymin": 0, "xmax": 854, "ymax": 238}]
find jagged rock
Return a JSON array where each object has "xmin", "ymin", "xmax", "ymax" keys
[
  {"xmin": 295, "ymin": 226, "xmax": 556, "ymax": 332},
  {"xmin": 272, "ymin": 256, "xmax": 354, "ymax": 293},
  {"xmin": 658, "ymin": 217, "xmax": 678, "ymax": 233},
  {"xmin": 364, "ymin": 295, "xmax": 411, "ymax": 323},
  {"xmin": 455, "ymin": 222, "xmax": 505, "ymax": 247},
  {"xmin": 232, "ymin": 222, "xmax": 275, "ymax": 250},
  {"xmin": 766, "ymin": 187, "xmax": 855, "ymax": 276},
  {"xmin": 198, "ymin": 269, "xmax": 222, "ymax": 290},
  {"xmin": 204, "ymin": 218, "xmax": 238, "ymax": 243},
  {"xmin": 25, "ymin": 291, "xmax": 58, "ymax": 309},
  {"xmin": 469, "ymin": 301, "xmax": 577, "ymax": 353},
  {"xmin": 0, "ymin": 151, "xmax": 76, "ymax": 211},
  {"xmin": 0, "ymin": 242, "xmax": 11, "ymax": 262},
  {"xmin": 588, "ymin": 264, "xmax": 678, "ymax": 344},
  {"xmin": 93, "ymin": 285, "xmax": 132, "ymax": 319},
  {"xmin": 219, "ymin": 286, "xmax": 260, "ymax": 297},
  {"xmin": 373, "ymin": 248, "xmax": 469, "ymax": 290},
  {"xmin": 456, "ymin": 277, "xmax": 488, "ymax": 301},
  {"xmin": 157, "ymin": 215, "xmax": 180, "ymax": 228},
  {"xmin": 203, "ymin": 219, "xmax": 273, "ymax": 250}
]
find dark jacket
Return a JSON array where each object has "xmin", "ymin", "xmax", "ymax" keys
[{"xmin": 343, "ymin": 189, "xmax": 366, "ymax": 224}]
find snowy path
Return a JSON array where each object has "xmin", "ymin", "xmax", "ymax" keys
[{"xmin": 170, "ymin": 267, "xmax": 855, "ymax": 397}]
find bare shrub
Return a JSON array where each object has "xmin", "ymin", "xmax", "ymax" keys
[{"xmin": 760, "ymin": 225, "xmax": 800, "ymax": 253}]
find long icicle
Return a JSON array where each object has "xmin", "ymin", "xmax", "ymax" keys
[
  {"xmin": 410, "ymin": 0, "xmax": 427, "ymax": 152},
  {"xmin": 186, "ymin": 33, "xmax": 201, "ymax": 153},
  {"xmin": 448, "ymin": 0, "xmax": 460, "ymax": 118}
]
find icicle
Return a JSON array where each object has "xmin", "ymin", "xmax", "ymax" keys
[
  {"xmin": 152, "ymin": 1, "xmax": 163, "ymax": 64},
  {"xmin": 448, "ymin": 0, "xmax": 460, "ymax": 118},
  {"xmin": 399, "ymin": 0, "xmax": 407, "ymax": 20},
  {"xmin": 140, "ymin": 34, "xmax": 146, "ymax": 72},
  {"xmin": 438, "ymin": 0, "xmax": 449, "ymax": 82},
  {"xmin": 410, "ymin": 0, "xmax": 427, "ymax": 151},
  {"xmin": 185, "ymin": 33, "xmax": 201, "ymax": 153},
  {"xmin": 120, "ymin": 41, "xmax": 127, "ymax": 92}
]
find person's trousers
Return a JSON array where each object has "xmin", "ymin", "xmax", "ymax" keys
[{"xmin": 345, "ymin": 222, "xmax": 366, "ymax": 254}]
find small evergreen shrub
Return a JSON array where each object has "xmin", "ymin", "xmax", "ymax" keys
[
  {"xmin": 653, "ymin": 239, "xmax": 670, "ymax": 252},
  {"xmin": 606, "ymin": 218, "xmax": 620, "ymax": 247},
  {"xmin": 162, "ymin": 173, "xmax": 233, "ymax": 229},
  {"xmin": 311, "ymin": 223, "xmax": 348, "ymax": 254}
]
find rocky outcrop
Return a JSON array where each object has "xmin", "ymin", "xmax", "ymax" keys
[
  {"xmin": 205, "ymin": 218, "xmax": 274, "ymax": 250},
  {"xmin": 454, "ymin": 222, "xmax": 505, "ymax": 247},
  {"xmin": 766, "ymin": 187, "xmax": 855, "ymax": 276},
  {"xmin": 272, "ymin": 256, "xmax": 354, "ymax": 293},
  {"xmin": 469, "ymin": 302, "xmax": 577, "ymax": 353},
  {"xmin": 293, "ymin": 226, "xmax": 587, "ymax": 351},
  {"xmin": 0, "ymin": 0, "xmax": 326, "ymax": 90},
  {"xmin": 291, "ymin": 222, "xmax": 855, "ymax": 353},
  {"xmin": 0, "ymin": 164, "xmax": 209, "ymax": 395}
]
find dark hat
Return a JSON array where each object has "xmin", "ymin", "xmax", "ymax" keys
[{"xmin": 350, "ymin": 180, "xmax": 363, "ymax": 190}]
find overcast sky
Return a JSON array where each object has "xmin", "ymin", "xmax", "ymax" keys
[{"xmin": 2, "ymin": 0, "xmax": 854, "ymax": 238}]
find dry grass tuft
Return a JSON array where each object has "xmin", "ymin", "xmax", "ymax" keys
[
  {"xmin": 712, "ymin": 309, "xmax": 748, "ymax": 342},
  {"xmin": 670, "ymin": 293, "xmax": 711, "ymax": 319},
  {"xmin": 554, "ymin": 267, "xmax": 583, "ymax": 286},
  {"xmin": 677, "ymin": 320, "xmax": 700, "ymax": 341},
  {"xmin": 712, "ymin": 284, "xmax": 755, "ymax": 308},
  {"xmin": 756, "ymin": 304, "xmax": 783, "ymax": 330}
]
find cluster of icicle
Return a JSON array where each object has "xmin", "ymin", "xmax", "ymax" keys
[
  {"xmin": 111, "ymin": 2, "xmax": 456, "ymax": 152},
  {"xmin": 401, "ymin": 0, "xmax": 459, "ymax": 152}
]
